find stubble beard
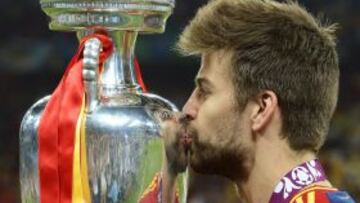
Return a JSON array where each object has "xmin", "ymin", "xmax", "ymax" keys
[{"xmin": 184, "ymin": 120, "xmax": 253, "ymax": 183}]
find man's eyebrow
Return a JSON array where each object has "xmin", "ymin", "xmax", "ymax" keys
[{"xmin": 195, "ymin": 77, "xmax": 213, "ymax": 88}]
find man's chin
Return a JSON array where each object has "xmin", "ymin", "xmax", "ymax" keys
[
  {"xmin": 188, "ymin": 148, "xmax": 228, "ymax": 176},
  {"xmin": 188, "ymin": 146, "xmax": 251, "ymax": 182}
]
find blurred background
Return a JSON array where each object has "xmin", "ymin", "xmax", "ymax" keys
[{"xmin": 0, "ymin": 0, "xmax": 359, "ymax": 202}]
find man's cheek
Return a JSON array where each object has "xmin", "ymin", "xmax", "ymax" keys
[{"xmin": 197, "ymin": 128, "xmax": 212, "ymax": 146}]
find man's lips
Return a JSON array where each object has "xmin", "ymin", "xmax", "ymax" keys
[
  {"xmin": 180, "ymin": 129, "xmax": 193, "ymax": 153},
  {"xmin": 182, "ymin": 132, "xmax": 193, "ymax": 145}
]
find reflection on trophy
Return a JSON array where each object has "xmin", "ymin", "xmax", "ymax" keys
[{"xmin": 19, "ymin": 0, "xmax": 184, "ymax": 202}]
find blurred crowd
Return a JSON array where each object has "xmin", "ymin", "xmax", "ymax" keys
[{"xmin": 0, "ymin": 0, "xmax": 359, "ymax": 202}]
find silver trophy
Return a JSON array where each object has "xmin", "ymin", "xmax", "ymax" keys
[{"xmin": 19, "ymin": 0, "xmax": 184, "ymax": 202}]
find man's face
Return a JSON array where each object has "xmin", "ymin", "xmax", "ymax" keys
[{"xmin": 182, "ymin": 50, "xmax": 254, "ymax": 181}]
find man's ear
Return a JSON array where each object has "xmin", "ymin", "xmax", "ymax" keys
[{"xmin": 250, "ymin": 91, "xmax": 278, "ymax": 132}]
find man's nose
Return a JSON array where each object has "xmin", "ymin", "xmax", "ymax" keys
[{"xmin": 182, "ymin": 93, "xmax": 198, "ymax": 120}]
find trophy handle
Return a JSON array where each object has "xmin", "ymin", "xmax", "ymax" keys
[{"xmin": 83, "ymin": 38, "xmax": 102, "ymax": 113}]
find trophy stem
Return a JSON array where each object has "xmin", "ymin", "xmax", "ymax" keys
[{"xmin": 78, "ymin": 30, "xmax": 141, "ymax": 98}]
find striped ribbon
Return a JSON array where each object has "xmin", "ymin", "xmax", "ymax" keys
[{"xmin": 38, "ymin": 32, "xmax": 147, "ymax": 203}]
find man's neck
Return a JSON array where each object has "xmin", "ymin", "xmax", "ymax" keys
[{"xmin": 236, "ymin": 137, "xmax": 317, "ymax": 203}]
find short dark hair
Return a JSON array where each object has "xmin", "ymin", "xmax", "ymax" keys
[{"xmin": 177, "ymin": 0, "xmax": 339, "ymax": 152}]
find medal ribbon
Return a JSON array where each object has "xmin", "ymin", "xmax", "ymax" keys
[{"xmin": 269, "ymin": 159, "xmax": 327, "ymax": 203}]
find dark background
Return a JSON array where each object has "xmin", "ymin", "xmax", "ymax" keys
[{"xmin": 1, "ymin": 0, "xmax": 359, "ymax": 202}]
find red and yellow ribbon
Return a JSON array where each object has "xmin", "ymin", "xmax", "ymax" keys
[
  {"xmin": 38, "ymin": 32, "xmax": 147, "ymax": 203},
  {"xmin": 139, "ymin": 173, "xmax": 180, "ymax": 203}
]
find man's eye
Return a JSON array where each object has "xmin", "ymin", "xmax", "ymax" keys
[{"xmin": 197, "ymin": 88, "xmax": 210, "ymax": 98}]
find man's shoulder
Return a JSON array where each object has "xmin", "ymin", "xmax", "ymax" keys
[{"xmin": 289, "ymin": 185, "xmax": 355, "ymax": 203}]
